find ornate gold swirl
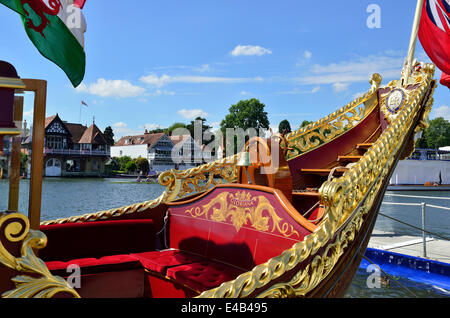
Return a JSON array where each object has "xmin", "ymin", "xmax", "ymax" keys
[
  {"xmin": 185, "ymin": 191, "xmax": 300, "ymax": 239},
  {"xmin": 284, "ymin": 73, "xmax": 382, "ymax": 160},
  {"xmin": 0, "ymin": 213, "xmax": 80, "ymax": 298}
]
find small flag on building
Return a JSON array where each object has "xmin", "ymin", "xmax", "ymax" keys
[
  {"xmin": 0, "ymin": 0, "xmax": 87, "ymax": 88},
  {"xmin": 81, "ymin": 100, "xmax": 88, "ymax": 107}
]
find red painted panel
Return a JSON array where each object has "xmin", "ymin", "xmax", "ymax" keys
[{"xmin": 168, "ymin": 187, "xmax": 311, "ymax": 270}]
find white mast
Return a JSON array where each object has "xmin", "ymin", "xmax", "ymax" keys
[{"xmin": 403, "ymin": 0, "xmax": 425, "ymax": 84}]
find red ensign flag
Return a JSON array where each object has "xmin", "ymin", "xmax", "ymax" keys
[{"xmin": 418, "ymin": 0, "xmax": 450, "ymax": 89}]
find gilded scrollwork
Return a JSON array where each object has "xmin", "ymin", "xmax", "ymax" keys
[
  {"xmin": 284, "ymin": 73, "xmax": 382, "ymax": 160},
  {"xmin": 185, "ymin": 191, "xmax": 300, "ymax": 239},
  {"xmin": 0, "ymin": 213, "xmax": 80, "ymax": 298}
]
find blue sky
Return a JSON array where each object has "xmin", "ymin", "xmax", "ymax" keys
[{"xmin": 1, "ymin": 0, "xmax": 449, "ymax": 140}]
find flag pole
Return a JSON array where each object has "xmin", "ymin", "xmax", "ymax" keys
[{"xmin": 402, "ymin": 0, "xmax": 425, "ymax": 84}]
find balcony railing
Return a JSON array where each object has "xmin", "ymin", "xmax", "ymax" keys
[{"xmin": 44, "ymin": 148, "xmax": 110, "ymax": 156}]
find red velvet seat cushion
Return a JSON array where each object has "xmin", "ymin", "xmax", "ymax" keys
[
  {"xmin": 166, "ymin": 260, "xmax": 244, "ymax": 293},
  {"xmin": 40, "ymin": 219, "xmax": 156, "ymax": 262},
  {"xmin": 131, "ymin": 250, "xmax": 203, "ymax": 275},
  {"xmin": 46, "ymin": 254, "xmax": 141, "ymax": 277}
]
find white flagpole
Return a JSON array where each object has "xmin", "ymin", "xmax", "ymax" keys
[{"xmin": 403, "ymin": 0, "xmax": 425, "ymax": 84}]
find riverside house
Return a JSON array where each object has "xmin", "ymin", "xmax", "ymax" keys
[
  {"xmin": 111, "ymin": 131, "xmax": 208, "ymax": 174},
  {"xmin": 22, "ymin": 114, "xmax": 111, "ymax": 177}
]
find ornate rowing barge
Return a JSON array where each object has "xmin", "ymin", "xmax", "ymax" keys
[{"xmin": 0, "ymin": 61, "xmax": 437, "ymax": 298}]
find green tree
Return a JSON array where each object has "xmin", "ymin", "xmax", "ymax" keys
[
  {"xmin": 115, "ymin": 156, "xmax": 133, "ymax": 171},
  {"xmin": 125, "ymin": 161, "xmax": 137, "ymax": 173},
  {"xmin": 416, "ymin": 117, "xmax": 450, "ymax": 149},
  {"xmin": 186, "ymin": 117, "xmax": 212, "ymax": 138},
  {"xmin": 166, "ymin": 122, "xmax": 187, "ymax": 135},
  {"xmin": 221, "ymin": 99, "xmax": 270, "ymax": 133},
  {"xmin": 425, "ymin": 117, "xmax": 450, "ymax": 149},
  {"xmin": 103, "ymin": 126, "xmax": 115, "ymax": 146},
  {"xmin": 135, "ymin": 157, "xmax": 150, "ymax": 174},
  {"xmin": 220, "ymin": 98, "xmax": 270, "ymax": 154},
  {"xmin": 20, "ymin": 153, "xmax": 28, "ymax": 176},
  {"xmin": 278, "ymin": 119, "xmax": 292, "ymax": 134},
  {"xmin": 300, "ymin": 120, "xmax": 313, "ymax": 128}
]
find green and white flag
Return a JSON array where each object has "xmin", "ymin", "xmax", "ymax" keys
[{"xmin": 0, "ymin": 0, "xmax": 87, "ymax": 87}]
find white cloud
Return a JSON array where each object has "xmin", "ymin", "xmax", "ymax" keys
[
  {"xmin": 296, "ymin": 53, "xmax": 404, "ymax": 86},
  {"xmin": 23, "ymin": 108, "xmax": 34, "ymax": 119},
  {"xmin": 140, "ymin": 74, "xmax": 263, "ymax": 87},
  {"xmin": 113, "ymin": 122, "xmax": 128, "ymax": 128},
  {"xmin": 112, "ymin": 122, "xmax": 163, "ymax": 139},
  {"xmin": 177, "ymin": 108, "xmax": 209, "ymax": 119},
  {"xmin": 231, "ymin": 45, "xmax": 272, "ymax": 56},
  {"xmin": 276, "ymin": 86, "xmax": 320, "ymax": 95},
  {"xmin": 140, "ymin": 123, "xmax": 163, "ymax": 131},
  {"xmin": 152, "ymin": 89, "xmax": 175, "ymax": 96},
  {"xmin": 194, "ymin": 64, "xmax": 211, "ymax": 73},
  {"xmin": 304, "ymin": 50, "xmax": 312, "ymax": 60},
  {"xmin": 111, "ymin": 122, "xmax": 141, "ymax": 139},
  {"xmin": 333, "ymin": 82, "xmax": 349, "ymax": 92},
  {"xmin": 431, "ymin": 105, "xmax": 450, "ymax": 120},
  {"xmin": 76, "ymin": 79, "xmax": 146, "ymax": 98},
  {"xmin": 311, "ymin": 86, "xmax": 320, "ymax": 93}
]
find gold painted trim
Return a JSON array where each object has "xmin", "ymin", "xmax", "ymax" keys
[
  {"xmin": 284, "ymin": 73, "xmax": 382, "ymax": 161},
  {"xmin": 0, "ymin": 76, "xmax": 26, "ymax": 89},
  {"xmin": 0, "ymin": 128, "xmax": 21, "ymax": 136}
]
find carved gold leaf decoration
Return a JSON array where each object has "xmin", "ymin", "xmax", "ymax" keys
[
  {"xmin": 0, "ymin": 213, "xmax": 80, "ymax": 298},
  {"xmin": 285, "ymin": 74, "xmax": 382, "ymax": 160},
  {"xmin": 185, "ymin": 191, "xmax": 300, "ymax": 239}
]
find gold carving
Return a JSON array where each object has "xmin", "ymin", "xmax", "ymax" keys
[
  {"xmin": 284, "ymin": 73, "xmax": 382, "ymax": 160},
  {"xmin": 0, "ymin": 213, "xmax": 80, "ymax": 298},
  {"xmin": 185, "ymin": 191, "xmax": 300, "ymax": 239}
]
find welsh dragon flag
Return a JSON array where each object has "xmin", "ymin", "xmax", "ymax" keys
[{"xmin": 0, "ymin": 0, "xmax": 87, "ymax": 87}]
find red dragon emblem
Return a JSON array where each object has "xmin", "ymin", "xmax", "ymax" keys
[{"xmin": 21, "ymin": 0, "xmax": 62, "ymax": 37}]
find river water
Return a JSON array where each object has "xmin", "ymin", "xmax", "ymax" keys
[{"xmin": 1, "ymin": 178, "xmax": 449, "ymax": 298}]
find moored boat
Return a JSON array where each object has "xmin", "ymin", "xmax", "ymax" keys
[{"xmin": 0, "ymin": 62, "xmax": 437, "ymax": 298}]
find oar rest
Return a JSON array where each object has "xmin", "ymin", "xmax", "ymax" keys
[{"xmin": 138, "ymin": 185, "xmax": 317, "ymax": 295}]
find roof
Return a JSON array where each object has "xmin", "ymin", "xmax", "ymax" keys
[
  {"xmin": 79, "ymin": 123, "xmax": 108, "ymax": 145},
  {"xmin": 45, "ymin": 115, "xmax": 57, "ymax": 128},
  {"xmin": 169, "ymin": 134, "xmax": 192, "ymax": 145},
  {"xmin": 44, "ymin": 114, "xmax": 108, "ymax": 145},
  {"xmin": 115, "ymin": 132, "xmax": 166, "ymax": 148},
  {"xmin": 65, "ymin": 123, "xmax": 87, "ymax": 143}
]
